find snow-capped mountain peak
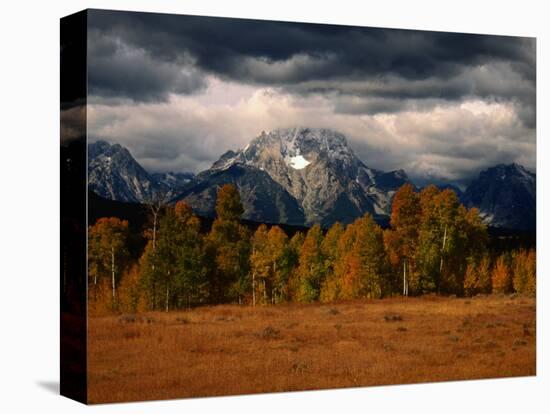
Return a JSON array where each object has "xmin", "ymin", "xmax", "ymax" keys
[{"xmin": 186, "ymin": 128, "xmax": 411, "ymax": 226}]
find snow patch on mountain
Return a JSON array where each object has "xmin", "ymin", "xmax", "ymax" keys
[{"xmin": 286, "ymin": 154, "xmax": 311, "ymax": 169}]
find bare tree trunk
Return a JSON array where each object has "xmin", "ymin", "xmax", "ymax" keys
[
  {"xmin": 111, "ymin": 246, "xmax": 116, "ymax": 300},
  {"xmin": 439, "ymin": 225, "xmax": 447, "ymax": 293},
  {"xmin": 263, "ymin": 279, "xmax": 267, "ymax": 304},
  {"xmin": 149, "ymin": 193, "xmax": 164, "ymax": 251},
  {"xmin": 165, "ymin": 282, "xmax": 169, "ymax": 312}
]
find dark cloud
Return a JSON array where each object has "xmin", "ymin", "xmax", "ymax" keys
[
  {"xmin": 87, "ymin": 9, "xmax": 535, "ymax": 114},
  {"xmin": 86, "ymin": 9, "xmax": 536, "ymax": 184},
  {"xmin": 88, "ymin": 31, "xmax": 207, "ymax": 102},
  {"xmin": 88, "ymin": 88, "xmax": 535, "ymax": 184},
  {"xmin": 88, "ymin": 10, "xmax": 533, "ymax": 80}
]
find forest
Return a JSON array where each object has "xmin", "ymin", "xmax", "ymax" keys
[{"xmin": 88, "ymin": 184, "xmax": 536, "ymax": 315}]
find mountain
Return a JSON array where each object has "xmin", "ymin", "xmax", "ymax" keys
[
  {"xmin": 151, "ymin": 171, "xmax": 194, "ymax": 188},
  {"xmin": 88, "ymin": 140, "xmax": 156, "ymax": 202},
  {"xmin": 174, "ymin": 164, "xmax": 306, "ymax": 225},
  {"xmin": 88, "ymin": 141, "xmax": 194, "ymax": 203},
  {"xmin": 173, "ymin": 128, "xmax": 411, "ymax": 226},
  {"xmin": 150, "ymin": 172, "xmax": 195, "ymax": 198},
  {"xmin": 461, "ymin": 163, "xmax": 536, "ymax": 230},
  {"xmin": 88, "ymin": 136, "xmax": 536, "ymax": 231}
]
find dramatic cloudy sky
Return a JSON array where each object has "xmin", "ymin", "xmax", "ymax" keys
[{"xmin": 85, "ymin": 9, "xmax": 536, "ymax": 186}]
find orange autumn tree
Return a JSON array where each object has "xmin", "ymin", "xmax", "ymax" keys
[
  {"xmin": 477, "ymin": 255, "xmax": 493, "ymax": 294},
  {"xmin": 250, "ymin": 224, "xmax": 270, "ymax": 305},
  {"xmin": 337, "ymin": 214, "xmax": 390, "ymax": 300},
  {"xmin": 513, "ymin": 249, "xmax": 536, "ymax": 295},
  {"xmin": 320, "ymin": 222, "xmax": 345, "ymax": 302},
  {"xmin": 286, "ymin": 231, "xmax": 305, "ymax": 299},
  {"xmin": 88, "ymin": 217, "xmax": 129, "ymax": 306},
  {"xmin": 324, "ymin": 219, "xmax": 359, "ymax": 301},
  {"xmin": 525, "ymin": 249, "xmax": 536, "ymax": 295},
  {"xmin": 384, "ymin": 184, "xmax": 420, "ymax": 296},
  {"xmin": 381, "ymin": 183, "xmax": 489, "ymax": 297},
  {"xmin": 462, "ymin": 207, "xmax": 490, "ymax": 298},
  {"xmin": 464, "ymin": 254, "xmax": 492, "ymax": 296},
  {"xmin": 117, "ymin": 264, "xmax": 146, "ymax": 313},
  {"xmin": 206, "ymin": 184, "xmax": 250, "ymax": 303},
  {"xmin": 266, "ymin": 226, "xmax": 291, "ymax": 303},
  {"xmin": 416, "ymin": 186, "xmax": 486, "ymax": 295},
  {"xmin": 250, "ymin": 225, "xmax": 293, "ymax": 305},
  {"xmin": 492, "ymin": 255, "xmax": 513, "ymax": 294},
  {"xmin": 463, "ymin": 262, "xmax": 477, "ymax": 296}
]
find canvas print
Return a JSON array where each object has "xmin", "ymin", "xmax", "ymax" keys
[{"xmin": 60, "ymin": 9, "xmax": 536, "ymax": 404}]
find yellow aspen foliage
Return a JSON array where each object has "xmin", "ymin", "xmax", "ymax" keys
[
  {"xmin": 492, "ymin": 255, "xmax": 512, "ymax": 294},
  {"xmin": 513, "ymin": 249, "xmax": 536, "ymax": 295},
  {"xmin": 463, "ymin": 262, "xmax": 478, "ymax": 297}
]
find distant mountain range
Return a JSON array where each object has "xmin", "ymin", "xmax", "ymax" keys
[
  {"xmin": 461, "ymin": 163, "xmax": 536, "ymax": 231},
  {"xmin": 88, "ymin": 140, "xmax": 193, "ymax": 202},
  {"xmin": 88, "ymin": 129, "xmax": 536, "ymax": 230}
]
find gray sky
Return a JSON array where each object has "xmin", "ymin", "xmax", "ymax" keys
[{"xmin": 85, "ymin": 9, "xmax": 536, "ymax": 186}]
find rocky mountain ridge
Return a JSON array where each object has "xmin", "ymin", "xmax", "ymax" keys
[{"xmin": 88, "ymin": 131, "xmax": 536, "ymax": 230}]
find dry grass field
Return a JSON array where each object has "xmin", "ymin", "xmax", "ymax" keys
[{"xmin": 88, "ymin": 295, "xmax": 536, "ymax": 404}]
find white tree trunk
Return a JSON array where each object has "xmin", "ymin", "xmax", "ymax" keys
[
  {"xmin": 403, "ymin": 259, "xmax": 409, "ymax": 296},
  {"xmin": 439, "ymin": 225, "xmax": 448, "ymax": 292}
]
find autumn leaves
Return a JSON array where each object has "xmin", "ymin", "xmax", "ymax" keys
[{"xmin": 88, "ymin": 183, "xmax": 535, "ymax": 314}]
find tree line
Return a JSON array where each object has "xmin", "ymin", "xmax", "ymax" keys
[{"xmin": 88, "ymin": 184, "xmax": 535, "ymax": 314}]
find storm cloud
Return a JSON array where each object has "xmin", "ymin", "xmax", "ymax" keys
[{"xmin": 83, "ymin": 9, "xmax": 536, "ymax": 184}]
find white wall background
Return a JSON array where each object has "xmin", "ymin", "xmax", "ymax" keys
[{"xmin": 0, "ymin": 0, "xmax": 547, "ymax": 412}]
